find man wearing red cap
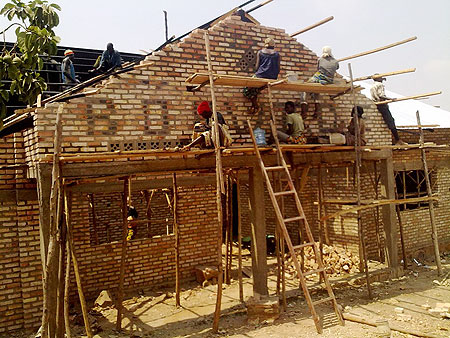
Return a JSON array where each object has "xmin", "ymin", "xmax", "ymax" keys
[
  {"xmin": 61, "ymin": 49, "xmax": 80, "ymax": 85},
  {"xmin": 183, "ymin": 101, "xmax": 232, "ymax": 150}
]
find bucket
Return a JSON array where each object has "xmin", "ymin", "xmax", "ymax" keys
[
  {"xmin": 254, "ymin": 127, "xmax": 267, "ymax": 146},
  {"xmin": 329, "ymin": 133, "xmax": 346, "ymax": 145}
]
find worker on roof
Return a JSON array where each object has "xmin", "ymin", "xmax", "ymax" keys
[
  {"xmin": 274, "ymin": 101, "xmax": 307, "ymax": 144},
  {"xmin": 254, "ymin": 37, "xmax": 280, "ymax": 80},
  {"xmin": 183, "ymin": 101, "xmax": 232, "ymax": 150},
  {"xmin": 61, "ymin": 49, "xmax": 80, "ymax": 85},
  {"xmin": 370, "ymin": 77, "xmax": 406, "ymax": 145},
  {"xmin": 94, "ymin": 42, "xmax": 122, "ymax": 73},
  {"xmin": 308, "ymin": 46, "xmax": 339, "ymax": 84}
]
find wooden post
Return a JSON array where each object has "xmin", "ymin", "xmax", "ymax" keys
[
  {"xmin": 173, "ymin": 173, "xmax": 181, "ymax": 307},
  {"xmin": 63, "ymin": 233, "xmax": 72, "ymax": 338},
  {"xmin": 372, "ymin": 162, "xmax": 384, "ymax": 262},
  {"xmin": 348, "ymin": 64, "xmax": 372, "ymax": 299},
  {"xmin": 379, "ymin": 156, "xmax": 400, "ymax": 276},
  {"xmin": 144, "ymin": 190, "xmax": 154, "ymax": 238},
  {"xmin": 56, "ymin": 194, "xmax": 67, "ymax": 338},
  {"xmin": 41, "ymin": 103, "xmax": 64, "ymax": 338},
  {"xmin": 64, "ymin": 190, "xmax": 93, "ymax": 338},
  {"xmin": 228, "ymin": 174, "xmax": 234, "ymax": 285},
  {"xmin": 317, "ymin": 165, "xmax": 330, "ymax": 245},
  {"xmin": 248, "ymin": 167, "xmax": 268, "ymax": 296},
  {"xmin": 416, "ymin": 111, "xmax": 442, "ymax": 276},
  {"xmin": 116, "ymin": 177, "xmax": 129, "ymax": 331},
  {"xmin": 395, "ymin": 202, "xmax": 408, "ymax": 270},
  {"xmin": 224, "ymin": 176, "xmax": 230, "ymax": 285},
  {"xmin": 204, "ymin": 31, "xmax": 225, "ymax": 333},
  {"xmin": 236, "ymin": 173, "xmax": 244, "ymax": 303}
]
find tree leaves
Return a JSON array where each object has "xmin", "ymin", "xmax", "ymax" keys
[{"xmin": 0, "ymin": 0, "xmax": 61, "ymax": 122}]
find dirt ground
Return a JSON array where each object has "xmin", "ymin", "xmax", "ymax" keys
[{"xmin": 8, "ymin": 252, "xmax": 450, "ymax": 338}]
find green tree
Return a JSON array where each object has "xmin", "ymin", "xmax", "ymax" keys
[{"xmin": 0, "ymin": 0, "xmax": 61, "ymax": 123}]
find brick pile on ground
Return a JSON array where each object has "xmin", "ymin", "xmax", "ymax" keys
[{"xmin": 286, "ymin": 244, "xmax": 360, "ymax": 277}]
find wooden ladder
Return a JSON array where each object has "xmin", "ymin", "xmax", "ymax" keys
[{"xmin": 247, "ymin": 119, "xmax": 344, "ymax": 333}]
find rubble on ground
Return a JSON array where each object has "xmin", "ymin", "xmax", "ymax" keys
[{"xmin": 286, "ymin": 244, "xmax": 360, "ymax": 277}]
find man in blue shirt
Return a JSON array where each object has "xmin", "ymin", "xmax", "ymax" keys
[
  {"xmin": 61, "ymin": 49, "xmax": 80, "ymax": 85},
  {"xmin": 95, "ymin": 43, "xmax": 122, "ymax": 73}
]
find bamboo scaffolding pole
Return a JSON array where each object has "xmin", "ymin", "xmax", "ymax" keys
[
  {"xmin": 116, "ymin": 177, "xmax": 130, "ymax": 331},
  {"xmin": 41, "ymin": 103, "xmax": 64, "ymax": 338},
  {"xmin": 63, "ymin": 222, "xmax": 72, "ymax": 338},
  {"xmin": 204, "ymin": 31, "xmax": 225, "ymax": 333},
  {"xmin": 236, "ymin": 172, "xmax": 244, "ymax": 303},
  {"xmin": 376, "ymin": 91, "xmax": 441, "ymax": 105},
  {"xmin": 395, "ymin": 199, "xmax": 408, "ymax": 270},
  {"xmin": 64, "ymin": 190, "xmax": 93, "ymax": 338},
  {"xmin": 353, "ymin": 68, "xmax": 416, "ymax": 82},
  {"xmin": 372, "ymin": 162, "xmax": 384, "ymax": 262},
  {"xmin": 280, "ymin": 228, "xmax": 286, "ymax": 312},
  {"xmin": 348, "ymin": 63, "xmax": 372, "ymax": 298},
  {"xmin": 290, "ymin": 16, "xmax": 334, "ymax": 37},
  {"xmin": 228, "ymin": 175, "xmax": 234, "ymax": 286},
  {"xmin": 416, "ymin": 111, "xmax": 442, "ymax": 276},
  {"xmin": 56, "ymin": 195, "xmax": 66, "ymax": 338},
  {"xmin": 173, "ymin": 174, "xmax": 180, "ymax": 307},
  {"xmin": 317, "ymin": 165, "xmax": 330, "ymax": 245},
  {"xmin": 338, "ymin": 36, "xmax": 417, "ymax": 62},
  {"xmin": 272, "ymin": 172, "xmax": 282, "ymax": 298},
  {"xmin": 224, "ymin": 176, "xmax": 230, "ymax": 285}
]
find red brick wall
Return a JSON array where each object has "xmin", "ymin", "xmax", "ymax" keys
[{"xmin": 68, "ymin": 185, "xmax": 218, "ymax": 301}]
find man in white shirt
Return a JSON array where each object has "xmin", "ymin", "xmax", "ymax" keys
[{"xmin": 370, "ymin": 77, "xmax": 406, "ymax": 145}]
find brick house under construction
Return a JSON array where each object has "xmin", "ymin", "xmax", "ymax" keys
[{"xmin": 0, "ymin": 12, "xmax": 449, "ymax": 334}]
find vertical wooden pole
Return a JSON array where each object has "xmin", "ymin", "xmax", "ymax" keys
[
  {"xmin": 294, "ymin": 168, "xmax": 305, "ymax": 272},
  {"xmin": 64, "ymin": 190, "xmax": 93, "ymax": 338},
  {"xmin": 248, "ymin": 167, "xmax": 268, "ymax": 296},
  {"xmin": 372, "ymin": 162, "xmax": 384, "ymax": 262},
  {"xmin": 236, "ymin": 173, "xmax": 244, "ymax": 303},
  {"xmin": 116, "ymin": 177, "xmax": 129, "ymax": 331},
  {"xmin": 204, "ymin": 31, "xmax": 225, "ymax": 333},
  {"xmin": 272, "ymin": 173, "xmax": 281, "ymax": 297},
  {"xmin": 280, "ymin": 230, "xmax": 286, "ymax": 312},
  {"xmin": 173, "ymin": 173, "xmax": 181, "ymax": 307},
  {"xmin": 348, "ymin": 63, "xmax": 372, "ymax": 298},
  {"xmin": 228, "ymin": 174, "xmax": 234, "ymax": 284},
  {"xmin": 317, "ymin": 165, "xmax": 330, "ymax": 245},
  {"xmin": 224, "ymin": 176, "xmax": 230, "ymax": 284},
  {"xmin": 416, "ymin": 111, "xmax": 442, "ymax": 275},
  {"xmin": 56, "ymin": 195, "xmax": 66, "ymax": 338},
  {"xmin": 41, "ymin": 103, "xmax": 64, "ymax": 338},
  {"xmin": 63, "ymin": 232, "xmax": 72, "ymax": 338}
]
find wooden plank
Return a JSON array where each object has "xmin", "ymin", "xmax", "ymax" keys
[
  {"xmin": 338, "ymin": 36, "xmax": 417, "ymax": 62},
  {"xmin": 417, "ymin": 111, "xmax": 442, "ymax": 276},
  {"xmin": 63, "ymin": 228, "xmax": 72, "ymax": 338},
  {"xmin": 185, "ymin": 73, "xmax": 352, "ymax": 94},
  {"xmin": 376, "ymin": 91, "xmax": 441, "ymax": 105},
  {"xmin": 290, "ymin": 16, "xmax": 334, "ymax": 37},
  {"xmin": 321, "ymin": 195, "xmax": 438, "ymax": 221},
  {"xmin": 236, "ymin": 173, "xmax": 244, "ymax": 303}
]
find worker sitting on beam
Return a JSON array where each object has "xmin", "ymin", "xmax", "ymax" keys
[
  {"xmin": 308, "ymin": 46, "xmax": 339, "ymax": 85},
  {"xmin": 370, "ymin": 76, "xmax": 407, "ymax": 145},
  {"xmin": 272, "ymin": 101, "xmax": 307, "ymax": 144},
  {"xmin": 183, "ymin": 101, "xmax": 233, "ymax": 150},
  {"xmin": 254, "ymin": 37, "xmax": 281, "ymax": 79}
]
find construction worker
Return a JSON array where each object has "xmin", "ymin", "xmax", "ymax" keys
[
  {"xmin": 345, "ymin": 106, "xmax": 367, "ymax": 146},
  {"xmin": 254, "ymin": 37, "xmax": 280, "ymax": 80},
  {"xmin": 126, "ymin": 206, "xmax": 138, "ymax": 241},
  {"xmin": 275, "ymin": 101, "xmax": 307, "ymax": 144},
  {"xmin": 183, "ymin": 101, "xmax": 232, "ymax": 150},
  {"xmin": 308, "ymin": 46, "xmax": 339, "ymax": 84},
  {"xmin": 94, "ymin": 43, "xmax": 122, "ymax": 73},
  {"xmin": 61, "ymin": 49, "xmax": 80, "ymax": 85},
  {"xmin": 370, "ymin": 77, "xmax": 406, "ymax": 145}
]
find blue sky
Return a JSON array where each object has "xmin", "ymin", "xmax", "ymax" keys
[{"xmin": 1, "ymin": 0, "xmax": 449, "ymax": 111}]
